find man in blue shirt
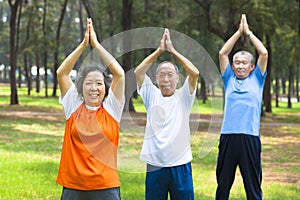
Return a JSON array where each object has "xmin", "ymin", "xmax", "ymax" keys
[{"xmin": 216, "ymin": 14, "xmax": 268, "ymax": 200}]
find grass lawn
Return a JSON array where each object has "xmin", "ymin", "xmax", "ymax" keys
[{"xmin": 0, "ymin": 85, "xmax": 299, "ymax": 199}]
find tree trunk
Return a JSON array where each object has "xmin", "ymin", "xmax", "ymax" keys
[
  {"xmin": 287, "ymin": 66, "xmax": 293, "ymax": 108},
  {"xmin": 24, "ymin": 54, "xmax": 31, "ymax": 95},
  {"xmin": 35, "ymin": 52, "xmax": 40, "ymax": 93},
  {"xmin": 8, "ymin": 0, "xmax": 22, "ymax": 105},
  {"xmin": 43, "ymin": 0, "xmax": 48, "ymax": 97},
  {"xmin": 52, "ymin": 0, "xmax": 68, "ymax": 97},
  {"xmin": 122, "ymin": 0, "xmax": 134, "ymax": 112},
  {"xmin": 24, "ymin": 4, "xmax": 33, "ymax": 95},
  {"xmin": 281, "ymin": 77, "xmax": 286, "ymax": 94},
  {"xmin": 200, "ymin": 77, "xmax": 207, "ymax": 103},
  {"xmin": 275, "ymin": 75, "xmax": 279, "ymax": 107},
  {"xmin": 263, "ymin": 34, "xmax": 272, "ymax": 112},
  {"xmin": 16, "ymin": 1, "xmax": 22, "ymax": 88}
]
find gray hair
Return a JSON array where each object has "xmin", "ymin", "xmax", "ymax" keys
[
  {"xmin": 233, "ymin": 51, "xmax": 254, "ymax": 64},
  {"xmin": 156, "ymin": 61, "xmax": 179, "ymax": 74}
]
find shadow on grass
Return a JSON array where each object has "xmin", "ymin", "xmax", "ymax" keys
[{"xmin": 0, "ymin": 114, "xmax": 64, "ymax": 156}]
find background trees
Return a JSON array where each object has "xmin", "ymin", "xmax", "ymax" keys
[{"xmin": 0, "ymin": 0, "xmax": 299, "ymax": 112}]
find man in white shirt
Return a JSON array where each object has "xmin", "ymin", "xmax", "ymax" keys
[{"xmin": 134, "ymin": 28, "xmax": 199, "ymax": 200}]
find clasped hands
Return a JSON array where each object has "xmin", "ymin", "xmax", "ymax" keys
[{"xmin": 239, "ymin": 14, "xmax": 252, "ymax": 36}]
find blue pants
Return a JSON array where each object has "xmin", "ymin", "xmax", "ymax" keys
[
  {"xmin": 146, "ymin": 162, "xmax": 194, "ymax": 200},
  {"xmin": 216, "ymin": 134, "xmax": 262, "ymax": 200}
]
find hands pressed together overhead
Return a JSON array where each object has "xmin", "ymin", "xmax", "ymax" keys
[
  {"xmin": 238, "ymin": 14, "xmax": 252, "ymax": 36},
  {"xmin": 159, "ymin": 28, "xmax": 175, "ymax": 53},
  {"xmin": 81, "ymin": 18, "xmax": 100, "ymax": 49}
]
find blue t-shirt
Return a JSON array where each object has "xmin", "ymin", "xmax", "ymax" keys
[{"xmin": 220, "ymin": 64, "xmax": 267, "ymax": 136}]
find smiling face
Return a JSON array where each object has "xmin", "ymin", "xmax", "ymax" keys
[
  {"xmin": 156, "ymin": 62, "xmax": 179, "ymax": 97},
  {"xmin": 232, "ymin": 52, "xmax": 255, "ymax": 79},
  {"xmin": 82, "ymin": 70, "xmax": 106, "ymax": 107}
]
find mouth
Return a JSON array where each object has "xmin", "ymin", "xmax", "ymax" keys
[{"xmin": 89, "ymin": 93, "xmax": 100, "ymax": 98}]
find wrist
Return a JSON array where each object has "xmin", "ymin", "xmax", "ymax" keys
[{"xmin": 246, "ymin": 30, "xmax": 253, "ymax": 37}]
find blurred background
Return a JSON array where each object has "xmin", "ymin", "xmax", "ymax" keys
[{"xmin": 0, "ymin": 0, "xmax": 299, "ymax": 114}]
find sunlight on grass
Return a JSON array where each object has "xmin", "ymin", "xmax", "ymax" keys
[
  {"xmin": 0, "ymin": 151, "xmax": 61, "ymax": 200},
  {"xmin": 132, "ymin": 95, "xmax": 224, "ymax": 114},
  {"xmin": 0, "ymin": 85, "xmax": 299, "ymax": 199}
]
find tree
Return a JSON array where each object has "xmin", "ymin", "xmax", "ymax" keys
[
  {"xmin": 52, "ymin": 0, "xmax": 68, "ymax": 97},
  {"xmin": 8, "ymin": 0, "xmax": 22, "ymax": 105},
  {"xmin": 122, "ymin": 0, "xmax": 134, "ymax": 112}
]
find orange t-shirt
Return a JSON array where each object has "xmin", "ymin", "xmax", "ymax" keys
[{"xmin": 56, "ymin": 103, "xmax": 120, "ymax": 190}]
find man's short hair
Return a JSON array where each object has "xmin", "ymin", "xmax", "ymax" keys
[
  {"xmin": 233, "ymin": 51, "xmax": 254, "ymax": 64},
  {"xmin": 156, "ymin": 61, "xmax": 179, "ymax": 74}
]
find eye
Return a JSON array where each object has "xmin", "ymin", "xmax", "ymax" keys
[
  {"xmin": 97, "ymin": 81, "xmax": 103, "ymax": 86},
  {"xmin": 168, "ymin": 72, "xmax": 175, "ymax": 77},
  {"xmin": 159, "ymin": 73, "xmax": 166, "ymax": 78}
]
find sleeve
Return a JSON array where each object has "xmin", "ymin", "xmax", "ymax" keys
[
  {"xmin": 181, "ymin": 77, "xmax": 196, "ymax": 110},
  {"xmin": 220, "ymin": 63, "xmax": 233, "ymax": 89},
  {"xmin": 137, "ymin": 75, "xmax": 158, "ymax": 111},
  {"xmin": 254, "ymin": 64, "xmax": 267, "ymax": 84},
  {"xmin": 59, "ymin": 84, "xmax": 83, "ymax": 119},
  {"xmin": 103, "ymin": 88, "xmax": 125, "ymax": 123}
]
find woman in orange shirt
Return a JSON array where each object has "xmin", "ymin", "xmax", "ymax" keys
[{"xmin": 56, "ymin": 18, "xmax": 125, "ymax": 200}]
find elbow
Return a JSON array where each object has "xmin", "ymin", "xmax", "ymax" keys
[
  {"xmin": 219, "ymin": 49, "xmax": 226, "ymax": 56},
  {"xmin": 260, "ymin": 50, "xmax": 268, "ymax": 61},
  {"xmin": 56, "ymin": 68, "xmax": 62, "ymax": 78},
  {"xmin": 194, "ymin": 69, "xmax": 200, "ymax": 79},
  {"xmin": 190, "ymin": 68, "xmax": 199, "ymax": 80},
  {"xmin": 262, "ymin": 50, "xmax": 268, "ymax": 58},
  {"xmin": 219, "ymin": 51, "xmax": 227, "ymax": 61}
]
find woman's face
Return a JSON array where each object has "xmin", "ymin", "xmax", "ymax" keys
[{"xmin": 82, "ymin": 71, "xmax": 106, "ymax": 107}]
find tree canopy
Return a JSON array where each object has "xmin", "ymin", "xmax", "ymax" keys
[{"xmin": 0, "ymin": 0, "xmax": 299, "ymax": 111}]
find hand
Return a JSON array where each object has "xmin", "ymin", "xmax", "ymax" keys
[
  {"xmin": 159, "ymin": 30, "xmax": 167, "ymax": 51},
  {"xmin": 81, "ymin": 18, "xmax": 90, "ymax": 48},
  {"xmin": 88, "ymin": 18, "xmax": 100, "ymax": 48},
  {"xmin": 164, "ymin": 29, "xmax": 175, "ymax": 52},
  {"xmin": 241, "ymin": 14, "xmax": 251, "ymax": 34},
  {"xmin": 238, "ymin": 15, "xmax": 244, "ymax": 34}
]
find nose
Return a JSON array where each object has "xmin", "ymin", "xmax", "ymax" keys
[
  {"xmin": 163, "ymin": 75, "xmax": 169, "ymax": 81},
  {"xmin": 90, "ymin": 83, "xmax": 98, "ymax": 90}
]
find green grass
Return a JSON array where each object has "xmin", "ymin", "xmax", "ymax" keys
[{"xmin": 0, "ymin": 85, "xmax": 299, "ymax": 199}]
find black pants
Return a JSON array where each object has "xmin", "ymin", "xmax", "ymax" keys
[{"xmin": 216, "ymin": 134, "xmax": 262, "ymax": 200}]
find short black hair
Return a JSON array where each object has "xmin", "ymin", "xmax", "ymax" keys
[{"xmin": 75, "ymin": 65, "xmax": 111, "ymax": 97}]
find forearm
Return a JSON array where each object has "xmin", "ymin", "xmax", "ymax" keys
[
  {"xmin": 57, "ymin": 43, "xmax": 86, "ymax": 77},
  {"xmin": 219, "ymin": 30, "xmax": 242, "ymax": 73},
  {"xmin": 171, "ymin": 48, "xmax": 199, "ymax": 77},
  {"xmin": 57, "ymin": 43, "xmax": 86, "ymax": 96},
  {"xmin": 219, "ymin": 30, "xmax": 242, "ymax": 57},
  {"xmin": 247, "ymin": 31, "xmax": 268, "ymax": 56},
  {"xmin": 135, "ymin": 48, "xmax": 162, "ymax": 75},
  {"xmin": 94, "ymin": 43, "xmax": 124, "ymax": 77},
  {"xmin": 171, "ymin": 48, "xmax": 199, "ymax": 92},
  {"xmin": 134, "ymin": 48, "xmax": 162, "ymax": 87},
  {"xmin": 247, "ymin": 31, "xmax": 268, "ymax": 73}
]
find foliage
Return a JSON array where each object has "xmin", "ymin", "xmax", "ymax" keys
[{"xmin": 0, "ymin": 0, "xmax": 299, "ymax": 107}]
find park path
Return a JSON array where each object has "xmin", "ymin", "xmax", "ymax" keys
[{"xmin": 1, "ymin": 110, "xmax": 299, "ymax": 127}]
